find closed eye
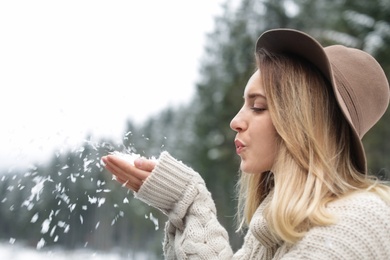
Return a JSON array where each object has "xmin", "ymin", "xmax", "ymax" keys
[{"xmin": 251, "ymin": 107, "xmax": 266, "ymax": 112}]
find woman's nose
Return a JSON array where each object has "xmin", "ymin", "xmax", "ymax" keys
[{"xmin": 230, "ymin": 110, "xmax": 245, "ymax": 132}]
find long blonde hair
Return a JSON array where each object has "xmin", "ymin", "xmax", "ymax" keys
[{"xmin": 236, "ymin": 48, "xmax": 390, "ymax": 244}]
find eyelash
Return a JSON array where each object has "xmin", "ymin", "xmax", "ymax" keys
[{"xmin": 251, "ymin": 107, "xmax": 266, "ymax": 112}]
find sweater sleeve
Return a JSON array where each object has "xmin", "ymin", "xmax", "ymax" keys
[
  {"xmin": 279, "ymin": 192, "xmax": 390, "ymax": 260},
  {"xmin": 135, "ymin": 151, "xmax": 234, "ymax": 259}
]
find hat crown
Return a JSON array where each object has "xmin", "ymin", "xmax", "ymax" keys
[{"xmin": 325, "ymin": 45, "xmax": 390, "ymax": 139}]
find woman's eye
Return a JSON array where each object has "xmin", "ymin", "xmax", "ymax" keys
[{"xmin": 251, "ymin": 107, "xmax": 266, "ymax": 112}]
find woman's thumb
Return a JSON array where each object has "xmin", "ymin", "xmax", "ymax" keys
[{"xmin": 134, "ymin": 157, "xmax": 155, "ymax": 172}]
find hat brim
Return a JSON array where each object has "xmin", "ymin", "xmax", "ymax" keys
[{"xmin": 255, "ymin": 28, "xmax": 366, "ymax": 173}]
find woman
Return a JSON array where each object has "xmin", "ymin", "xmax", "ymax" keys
[{"xmin": 102, "ymin": 29, "xmax": 390, "ymax": 259}]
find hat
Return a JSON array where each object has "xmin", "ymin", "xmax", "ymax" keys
[{"xmin": 256, "ymin": 28, "xmax": 390, "ymax": 173}]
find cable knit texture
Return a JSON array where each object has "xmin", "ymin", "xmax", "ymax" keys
[{"xmin": 136, "ymin": 152, "xmax": 390, "ymax": 259}]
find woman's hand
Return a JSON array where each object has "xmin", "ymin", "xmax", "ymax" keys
[{"xmin": 101, "ymin": 155, "xmax": 156, "ymax": 192}]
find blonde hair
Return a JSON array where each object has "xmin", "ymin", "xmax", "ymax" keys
[{"xmin": 236, "ymin": 49, "xmax": 390, "ymax": 244}]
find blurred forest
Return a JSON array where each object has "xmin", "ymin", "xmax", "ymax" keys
[{"xmin": 1, "ymin": 0, "xmax": 389, "ymax": 258}]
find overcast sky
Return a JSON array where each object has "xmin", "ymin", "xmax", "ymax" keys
[{"xmin": 0, "ymin": 0, "xmax": 224, "ymax": 169}]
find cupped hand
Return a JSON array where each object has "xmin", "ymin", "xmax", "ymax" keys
[{"xmin": 101, "ymin": 155, "xmax": 156, "ymax": 192}]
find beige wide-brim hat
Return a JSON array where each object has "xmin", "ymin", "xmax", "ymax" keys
[{"xmin": 256, "ymin": 28, "xmax": 390, "ymax": 173}]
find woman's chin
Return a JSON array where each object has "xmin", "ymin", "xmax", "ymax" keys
[
  {"xmin": 240, "ymin": 162, "xmax": 256, "ymax": 174},
  {"xmin": 240, "ymin": 161, "xmax": 268, "ymax": 174}
]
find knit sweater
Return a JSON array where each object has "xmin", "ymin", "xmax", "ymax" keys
[{"xmin": 135, "ymin": 152, "xmax": 390, "ymax": 259}]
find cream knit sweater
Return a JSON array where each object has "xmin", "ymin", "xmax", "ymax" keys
[{"xmin": 136, "ymin": 152, "xmax": 390, "ymax": 259}]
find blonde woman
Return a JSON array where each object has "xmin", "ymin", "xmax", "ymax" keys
[{"xmin": 102, "ymin": 29, "xmax": 390, "ymax": 259}]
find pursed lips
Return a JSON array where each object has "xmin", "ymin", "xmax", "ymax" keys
[{"xmin": 234, "ymin": 139, "xmax": 245, "ymax": 154}]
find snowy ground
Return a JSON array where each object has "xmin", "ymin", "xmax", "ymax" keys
[{"xmin": 0, "ymin": 243, "xmax": 155, "ymax": 260}]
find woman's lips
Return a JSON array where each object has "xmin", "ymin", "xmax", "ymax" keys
[{"xmin": 234, "ymin": 139, "xmax": 245, "ymax": 154}]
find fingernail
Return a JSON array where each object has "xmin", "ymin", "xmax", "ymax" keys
[
  {"xmin": 135, "ymin": 158, "xmax": 143, "ymax": 168},
  {"xmin": 101, "ymin": 156, "xmax": 107, "ymax": 166}
]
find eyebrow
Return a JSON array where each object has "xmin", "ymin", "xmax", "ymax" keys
[{"xmin": 243, "ymin": 93, "xmax": 267, "ymax": 100}]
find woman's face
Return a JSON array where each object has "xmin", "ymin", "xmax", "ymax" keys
[{"xmin": 230, "ymin": 70, "xmax": 278, "ymax": 174}]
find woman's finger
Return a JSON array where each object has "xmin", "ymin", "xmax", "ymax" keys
[
  {"xmin": 134, "ymin": 157, "xmax": 156, "ymax": 172},
  {"xmin": 102, "ymin": 155, "xmax": 150, "ymax": 192},
  {"xmin": 114, "ymin": 174, "xmax": 143, "ymax": 192},
  {"xmin": 103, "ymin": 155, "xmax": 150, "ymax": 180},
  {"xmin": 104, "ymin": 161, "xmax": 143, "ymax": 192}
]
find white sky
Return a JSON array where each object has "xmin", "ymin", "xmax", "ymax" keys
[{"xmin": 0, "ymin": 0, "xmax": 224, "ymax": 169}]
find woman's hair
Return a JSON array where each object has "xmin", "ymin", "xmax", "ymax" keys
[{"xmin": 236, "ymin": 48, "xmax": 390, "ymax": 244}]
